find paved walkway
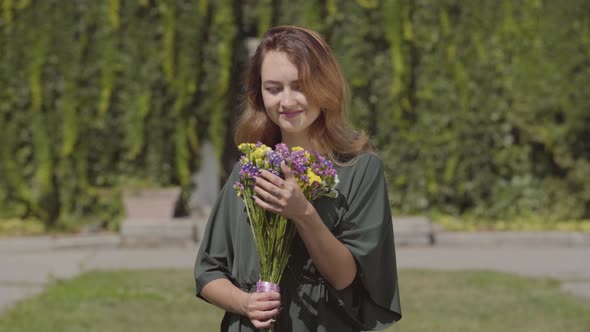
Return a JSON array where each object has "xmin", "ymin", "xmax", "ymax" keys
[{"xmin": 1, "ymin": 233, "xmax": 589, "ymax": 314}]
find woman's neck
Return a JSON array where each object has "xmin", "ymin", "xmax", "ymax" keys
[{"xmin": 281, "ymin": 132, "xmax": 327, "ymax": 155}]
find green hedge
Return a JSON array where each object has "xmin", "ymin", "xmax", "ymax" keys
[{"xmin": 1, "ymin": 0, "xmax": 589, "ymax": 229}]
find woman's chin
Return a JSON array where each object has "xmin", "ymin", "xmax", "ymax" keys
[{"xmin": 279, "ymin": 125, "xmax": 305, "ymax": 134}]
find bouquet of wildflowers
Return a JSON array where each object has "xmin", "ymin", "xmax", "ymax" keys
[{"xmin": 233, "ymin": 142, "xmax": 339, "ymax": 293}]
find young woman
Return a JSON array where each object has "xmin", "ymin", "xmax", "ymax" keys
[{"xmin": 194, "ymin": 25, "xmax": 402, "ymax": 331}]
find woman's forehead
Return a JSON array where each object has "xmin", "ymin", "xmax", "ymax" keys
[{"xmin": 261, "ymin": 51, "xmax": 299, "ymax": 82}]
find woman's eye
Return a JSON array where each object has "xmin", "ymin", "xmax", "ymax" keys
[{"xmin": 265, "ymin": 87, "xmax": 281, "ymax": 94}]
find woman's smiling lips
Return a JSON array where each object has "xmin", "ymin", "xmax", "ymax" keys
[{"xmin": 280, "ymin": 110, "xmax": 303, "ymax": 118}]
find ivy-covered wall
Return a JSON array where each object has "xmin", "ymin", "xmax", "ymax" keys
[{"xmin": 1, "ymin": 0, "xmax": 589, "ymax": 229}]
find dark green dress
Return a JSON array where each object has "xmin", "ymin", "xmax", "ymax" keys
[{"xmin": 194, "ymin": 153, "xmax": 402, "ymax": 331}]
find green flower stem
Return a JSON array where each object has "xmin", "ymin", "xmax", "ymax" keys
[{"xmin": 241, "ymin": 192, "xmax": 297, "ymax": 284}]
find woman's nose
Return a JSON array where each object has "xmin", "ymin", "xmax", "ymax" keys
[{"xmin": 280, "ymin": 89, "xmax": 296, "ymax": 108}]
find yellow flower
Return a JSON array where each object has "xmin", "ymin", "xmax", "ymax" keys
[
  {"xmin": 252, "ymin": 146, "xmax": 270, "ymax": 164},
  {"xmin": 238, "ymin": 143, "xmax": 257, "ymax": 154},
  {"xmin": 306, "ymin": 169, "xmax": 321, "ymax": 185},
  {"xmin": 292, "ymin": 146, "xmax": 304, "ymax": 152},
  {"xmin": 297, "ymin": 179, "xmax": 306, "ymax": 189}
]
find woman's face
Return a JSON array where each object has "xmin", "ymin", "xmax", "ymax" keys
[{"xmin": 260, "ymin": 51, "xmax": 321, "ymax": 137}]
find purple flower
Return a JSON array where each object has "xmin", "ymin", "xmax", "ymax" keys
[
  {"xmin": 265, "ymin": 150, "xmax": 284, "ymax": 176},
  {"xmin": 233, "ymin": 181, "xmax": 245, "ymax": 197},
  {"xmin": 275, "ymin": 143, "xmax": 291, "ymax": 161}
]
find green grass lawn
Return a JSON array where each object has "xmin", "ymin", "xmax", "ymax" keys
[{"xmin": 1, "ymin": 269, "xmax": 589, "ymax": 332}]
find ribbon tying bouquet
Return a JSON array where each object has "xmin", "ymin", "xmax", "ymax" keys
[{"xmin": 233, "ymin": 142, "xmax": 339, "ymax": 324}]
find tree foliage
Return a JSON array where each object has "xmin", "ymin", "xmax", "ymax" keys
[{"xmin": 0, "ymin": 0, "xmax": 588, "ymax": 228}]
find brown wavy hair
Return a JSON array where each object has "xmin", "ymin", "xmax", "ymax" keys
[{"xmin": 234, "ymin": 25, "xmax": 370, "ymax": 163}]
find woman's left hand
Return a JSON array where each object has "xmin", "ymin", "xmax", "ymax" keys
[{"xmin": 253, "ymin": 161, "xmax": 312, "ymax": 224}]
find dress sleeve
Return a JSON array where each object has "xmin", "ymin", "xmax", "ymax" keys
[
  {"xmin": 331, "ymin": 154, "xmax": 402, "ymax": 330},
  {"xmin": 194, "ymin": 163, "xmax": 239, "ymax": 300}
]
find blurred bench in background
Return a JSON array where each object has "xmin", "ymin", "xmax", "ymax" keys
[{"xmin": 393, "ymin": 216, "xmax": 436, "ymax": 246}]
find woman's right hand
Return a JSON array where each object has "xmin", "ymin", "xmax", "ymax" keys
[{"xmin": 241, "ymin": 291, "xmax": 281, "ymax": 329}]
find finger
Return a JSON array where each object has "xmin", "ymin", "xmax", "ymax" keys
[
  {"xmin": 255, "ymin": 177, "xmax": 281, "ymax": 201},
  {"xmin": 259, "ymin": 291, "xmax": 281, "ymax": 301},
  {"xmin": 253, "ymin": 195, "xmax": 280, "ymax": 213},
  {"xmin": 254, "ymin": 299, "xmax": 281, "ymax": 311},
  {"xmin": 260, "ymin": 169, "xmax": 286, "ymax": 188},
  {"xmin": 252, "ymin": 290, "xmax": 281, "ymax": 301},
  {"xmin": 250, "ymin": 307, "xmax": 279, "ymax": 321},
  {"xmin": 254, "ymin": 185, "xmax": 279, "ymax": 203},
  {"xmin": 281, "ymin": 161, "xmax": 294, "ymax": 180},
  {"xmin": 255, "ymin": 176, "xmax": 279, "ymax": 195},
  {"xmin": 252, "ymin": 318, "xmax": 276, "ymax": 329}
]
